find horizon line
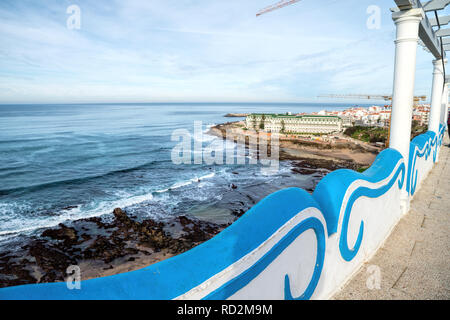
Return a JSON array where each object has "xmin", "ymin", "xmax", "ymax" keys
[{"xmin": 0, "ymin": 100, "xmax": 397, "ymax": 106}]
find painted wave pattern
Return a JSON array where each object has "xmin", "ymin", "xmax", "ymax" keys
[
  {"xmin": 201, "ymin": 214, "xmax": 327, "ymax": 300},
  {"xmin": 407, "ymin": 124, "xmax": 446, "ymax": 196},
  {"xmin": 0, "ymin": 127, "xmax": 446, "ymax": 300},
  {"xmin": 338, "ymin": 160, "xmax": 405, "ymax": 262}
]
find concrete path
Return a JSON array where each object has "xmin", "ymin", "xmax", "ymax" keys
[{"xmin": 333, "ymin": 135, "xmax": 450, "ymax": 300}]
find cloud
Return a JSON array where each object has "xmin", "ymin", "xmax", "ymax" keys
[{"xmin": 0, "ymin": 0, "xmax": 439, "ymax": 103}]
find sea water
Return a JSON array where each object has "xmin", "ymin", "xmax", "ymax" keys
[{"xmin": 0, "ymin": 102, "xmax": 359, "ymax": 243}]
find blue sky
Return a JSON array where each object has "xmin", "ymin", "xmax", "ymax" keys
[{"xmin": 0, "ymin": 0, "xmax": 448, "ymax": 104}]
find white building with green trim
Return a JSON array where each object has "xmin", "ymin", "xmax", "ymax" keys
[{"xmin": 245, "ymin": 113, "xmax": 343, "ymax": 134}]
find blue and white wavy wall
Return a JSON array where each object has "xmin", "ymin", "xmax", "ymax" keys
[
  {"xmin": 407, "ymin": 124, "xmax": 446, "ymax": 198},
  {"xmin": 0, "ymin": 125, "xmax": 447, "ymax": 300}
]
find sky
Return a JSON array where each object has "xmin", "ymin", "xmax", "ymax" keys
[{"xmin": 0, "ymin": 0, "xmax": 449, "ymax": 104}]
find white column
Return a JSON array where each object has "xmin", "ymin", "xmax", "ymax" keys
[
  {"xmin": 440, "ymin": 83, "xmax": 448, "ymax": 125},
  {"xmin": 428, "ymin": 59, "xmax": 446, "ymax": 133},
  {"xmin": 390, "ymin": 8, "xmax": 424, "ymax": 214}
]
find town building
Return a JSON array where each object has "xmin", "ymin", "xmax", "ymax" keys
[
  {"xmin": 245, "ymin": 113, "xmax": 343, "ymax": 134},
  {"xmin": 245, "ymin": 103, "xmax": 430, "ymax": 135},
  {"xmin": 413, "ymin": 104, "xmax": 431, "ymax": 126}
]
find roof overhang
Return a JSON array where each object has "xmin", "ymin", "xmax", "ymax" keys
[{"xmin": 394, "ymin": 0, "xmax": 450, "ymax": 59}]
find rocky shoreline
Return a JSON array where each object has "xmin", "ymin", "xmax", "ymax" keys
[
  {"xmin": 208, "ymin": 121, "xmax": 380, "ymax": 169},
  {"xmin": 0, "ymin": 208, "xmax": 226, "ymax": 288}
]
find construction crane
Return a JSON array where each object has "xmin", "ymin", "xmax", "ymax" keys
[
  {"xmin": 256, "ymin": 0, "xmax": 303, "ymax": 17},
  {"xmin": 318, "ymin": 94, "xmax": 427, "ymax": 106}
]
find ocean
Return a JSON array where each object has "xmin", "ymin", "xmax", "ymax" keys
[{"xmin": 0, "ymin": 102, "xmax": 363, "ymax": 245}]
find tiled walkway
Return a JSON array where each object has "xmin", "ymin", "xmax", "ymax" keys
[{"xmin": 334, "ymin": 135, "xmax": 450, "ymax": 299}]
